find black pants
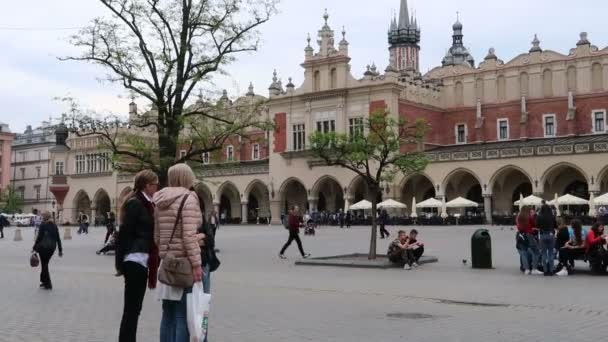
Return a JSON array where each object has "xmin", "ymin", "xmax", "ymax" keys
[
  {"xmin": 406, "ymin": 246, "xmax": 425, "ymax": 265},
  {"xmin": 39, "ymin": 248, "xmax": 54, "ymax": 288},
  {"xmin": 588, "ymin": 247, "xmax": 608, "ymax": 272},
  {"xmin": 379, "ymin": 224, "xmax": 390, "ymax": 238},
  {"xmin": 280, "ymin": 230, "xmax": 305, "ymax": 256},
  {"xmin": 559, "ymin": 247, "xmax": 586, "ymax": 269},
  {"xmin": 104, "ymin": 226, "xmax": 115, "ymax": 244},
  {"xmin": 98, "ymin": 244, "xmax": 115, "ymax": 254},
  {"xmin": 119, "ymin": 262, "xmax": 148, "ymax": 342},
  {"xmin": 0, "ymin": 226, "xmax": 4, "ymax": 238}
]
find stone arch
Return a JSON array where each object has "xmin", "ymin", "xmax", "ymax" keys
[
  {"xmin": 279, "ymin": 177, "xmax": 308, "ymax": 214},
  {"xmin": 194, "ymin": 183, "xmax": 213, "ymax": 218},
  {"xmin": 217, "ymin": 181, "xmax": 241, "ymax": 223},
  {"xmin": 489, "ymin": 165, "xmax": 534, "ymax": 215},
  {"xmin": 244, "ymin": 180, "xmax": 270, "ymax": 221},
  {"xmin": 597, "ymin": 165, "xmax": 608, "ymax": 194},
  {"xmin": 92, "ymin": 188, "xmax": 111, "ymax": 225},
  {"xmin": 400, "ymin": 173, "xmax": 436, "ymax": 214},
  {"xmin": 311, "ymin": 175, "xmax": 345, "ymax": 212},
  {"xmin": 541, "ymin": 162, "xmax": 589, "ymax": 200},
  {"xmin": 72, "ymin": 190, "xmax": 91, "ymax": 224},
  {"xmin": 347, "ymin": 176, "xmax": 382, "ymax": 204},
  {"xmin": 442, "ymin": 168, "xmax": 483, "ymax": 203}
]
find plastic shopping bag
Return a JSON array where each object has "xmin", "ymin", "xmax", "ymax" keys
[{"xmin": 187, "ymin": 282, "xmax": 211, "ymax": 342}]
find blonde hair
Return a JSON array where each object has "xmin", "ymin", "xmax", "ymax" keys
[
  {"xmin": 41, "ymin": 210, "xmax": 52, "ymax": 223},
  {"xmin": 168, "ymin": 163, "xmax": 195, "ymax": 189}
]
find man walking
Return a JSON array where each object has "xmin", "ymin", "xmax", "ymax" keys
[
  {"xmin": 279, "ymin": 206, "xmax": 310, "ymax": 259},
  {"xmin": 379, "ymin": 209, "xmax": 390, "ymax": 239},
  {"xmin": 0, "ymin": 214, "xmax": 8, "ymax": 239}
]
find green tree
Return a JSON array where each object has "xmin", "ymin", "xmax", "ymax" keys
[
  {"xmin": 62, "ymin": 0, "xmax": 278, "ymax": 186},
  {"xmin": 309, "ymin": 110, "xmax": 429, "ymax": 259},
  {"xmin": 0, "ymin": 187, "xmax": 24, "ymax": 214}
]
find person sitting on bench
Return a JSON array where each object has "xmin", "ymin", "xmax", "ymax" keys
[
  {"xmin": 388, "ymin": 230, "xmax": 411, "ymax": 270},
  {"xmin": 555, "ymin": 219, "xmax": 587, "ymax": 276},
  {"xmin": 587, "ymin": 223, "xmax": 608, "ymax": 274},
  {"xmin": 406, "ymin": 229, "xmax": 424, "ymax": 267}
]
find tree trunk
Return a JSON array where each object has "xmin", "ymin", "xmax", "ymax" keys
[{"xmin": 368, "ymin": 196, "xmax": 378, "ymax": 260}]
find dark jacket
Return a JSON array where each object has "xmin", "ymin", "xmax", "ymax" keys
[
  {"xmin": 288, "ymin": 213, "xmax": 303, "ymax": 233},
  {"xmin": 116, "ymin": 192, "xmax": 155, "ymax": 272},
  {"xmin": 34, "ymin": 221, "xmax": 62, "ymax": 253},
  {"xmin": 535, "ymin": 206, "xmax": 556, "ymax": 233}
]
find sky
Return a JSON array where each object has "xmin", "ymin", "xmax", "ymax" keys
[{"xmin": 1, "ymin": 0, "xmax": 607, "ymax": 133}]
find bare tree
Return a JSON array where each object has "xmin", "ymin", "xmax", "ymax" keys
[{"xmin": 62, "ymin": 0, "xmax": 278, "ymax": 185}]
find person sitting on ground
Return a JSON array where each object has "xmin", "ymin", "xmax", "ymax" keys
[
  {"xmin": 586, "ymin": 222, "xmax": 608, "ymax": 273},
  {"xmin": 405, "ymin": 229, "xmax": 424, "ymax": 268},
  {"xmin": 556, "ymin": 219, "xmax": 587, "ymax": 276},
  {"xmin": 387, "ymin": 230, "xmax": 413, "ymax": 270},
  {"xmin": 96, "ymin": 231, "xmax": 118, "ymax": 255}
]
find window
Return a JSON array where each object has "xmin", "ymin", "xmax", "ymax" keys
[
  {"xmin": 330, "ymin": 68, "xmax": 337, "ymax": 89},
  {"xmin": 593, "ymin": 110, "xmax": 606, "ymax": 133},
  {"xmin": 35, "ymin": 167, "xmax": 41, "ymax": 178},
  {"xmin": 313, "ymin": 71, "xmax": 321, "ymax": 91},
  {"xmin": 292, "ymin": 124, "xmax": 306, "ymax": 151},
  {"xmin": 37, "ymin": 150, "xmax": 42, "ymax": 160},
  {"xmin": 497, "ymin": 119, "xmax": 509, "ymax": 141},
  {"xmin": 17, "ymin": 187, "xmax": 25, "ymax": 199},
  {"xmin": 55, "ymin": 161, "xmax": 64, "ymax": 175},
  {"xmin": 179, "ymin": 150, "xmax": 187, "ymax": 159},
  {"xmin": 202, "ymin": 152, "xmax": 210, "ymax": 164},
  {"xmin": 75, "ymin": 152, "xmax": 112, "ymax": 174},
  {"xmin": 543, "ymin": 114, "xmax": 556, "ymax": 137},
  {"xmin": 34, "ymin": 185, "xmax": 41, "ymax": 201},
  {"xmin": 18, "ymin": 152, "xmax": 26, "ymax": 162},
  {"xmin": 252, "ymin": 144, "xmax": 260, "ymax": 160},
  {"xmin": 20, "ymin": 168, "xmax": 25, "ymax": 179},
  {"xmin": 226, "ymin": 146, "xmax": 234, "ymax": 162},
  {"xmin": 316, "ymin": 119, "xmax": 335, "ymax": 134},
  {"xmin": 349, "ymin": 118, "xmax": 364, "ymax": 139},
  {"xmin": 455, "ymin": 124, "xmax": 467, "ymax": 144}
]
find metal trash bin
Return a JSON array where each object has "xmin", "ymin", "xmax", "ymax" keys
[{"xmin": 471, "ymin": 229, "xmax": 492, "ymax": 269}]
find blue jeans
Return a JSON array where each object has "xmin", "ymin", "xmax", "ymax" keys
[
  {"xmin": 160, "ymin": 287, "xmax": 191, "ymax": 342},
  {"xmin": 539, "ymin": 233, "xmax": 555, "ymax": 274}
]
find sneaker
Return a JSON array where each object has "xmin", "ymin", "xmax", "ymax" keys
[
  {"xmin": 302, "ymin": 253, "xmax": 311, "ymax": 259},
  {"xmin": 525, "ymin": 270, "xmax": 532, "ymax": 275},
  {"xmin": 403, "ymin": 264, "xmax": 412, "ymax": 270},
  {"xmin": 412, "ymin": 262, "xmax": 419, "ymax": 268},
  {"xmin": 531, "ymin": 270, "xmax": 544, "ymax": 276},
  {"xmin": 278, "ymin": 254, "xmax": 287, "ymax": 259},
  {"xmin": 556, "ymin": 269, "xmax": 569, "ymax": 276}
]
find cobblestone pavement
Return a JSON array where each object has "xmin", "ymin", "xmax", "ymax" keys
[{"xmin": 1, "ymin": 224, "xmax": 608, "ymax": 342}]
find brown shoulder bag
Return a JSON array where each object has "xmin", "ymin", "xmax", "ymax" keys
[{"xmin": 158, "ymin": 194, "xmax": 194, "ymax": 288}]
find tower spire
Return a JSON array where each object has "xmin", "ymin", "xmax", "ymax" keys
[{"xmin": 398, "ymin": 0, "xmax": 410, "ymax": 28}]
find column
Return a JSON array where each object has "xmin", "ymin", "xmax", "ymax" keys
[
  {"xmin": 241, "ymin": 202, "xmax": 248, "ymax": 224},
  {"xmin": 270, "ymin": 200, "xmax": 281, "ymax": 225},
  {"xmin": 483, "ymin": 195, "xmax": 492, "ymax": 225},
  {"xmin": 308, "ymin": 197, "xmax": 317, "ymax": 213},
  {"xmin": 344, "ymin": 196, "xmax": 351, "ymax": 212}
]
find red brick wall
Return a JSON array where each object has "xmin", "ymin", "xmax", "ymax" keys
[
  {"xmin": 399, "ymin": 101, "xmax": 445, "ymax": 146},
  {"xmin": 239, "ymin": 132, "xmax": 267, "ymax": 161},
  {"xmin": 369, "ymin": 100, "xmax": 387, "ymax": 115},
  {"xmin": 273, "ymin": 113, "xmax": 287, "ymax": 153}
]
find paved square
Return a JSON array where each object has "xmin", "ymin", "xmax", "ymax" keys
[{"xmin": 1, "ymin": 224, "xmax": 607, "ymax": 342}]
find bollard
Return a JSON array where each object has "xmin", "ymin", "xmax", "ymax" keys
[
  {"xmin": 13, "ymin": 228, "xmax": 23, "ymax": 241},
  {"xmin": 64, "ymin": 227, "xmax": 72, "ymax": 240}
]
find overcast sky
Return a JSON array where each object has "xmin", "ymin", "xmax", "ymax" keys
[{"xmin": 1, "ymin": 0, "xmax": 607, "ymax": 133}]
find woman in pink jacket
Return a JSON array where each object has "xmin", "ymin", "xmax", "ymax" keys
[{"xmin": 154, "ymin": 163, "xmax": 204, "ymax": 342}]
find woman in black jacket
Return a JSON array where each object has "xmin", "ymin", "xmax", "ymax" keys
[
  {"xmin": 33, "ymin": 211, "xmax": 62, "ymax": 290},
  {"xmin": 116, "ymin": 170, "xmax": 159, "ymax": 342}
]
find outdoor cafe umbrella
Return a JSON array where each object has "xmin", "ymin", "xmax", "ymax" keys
[
  {"xmin": 440, "ymin": 197, "xmax": 448, "ymax": 219},
  {"xmin": 554, "ymin": 193, "xmax": 561, "ymax": 217},
  {"xmin": 548, "ymin": 193, "xmax": 588, "ymax": 206},
  {"xmin": 514, "ymin": 194, "xmax": 544, "ymax": 207},
  {"xmin": 349, "ymin": 199, "xmax": 372, "ymax": 211},
  {"xmin": 592, "ymin": 192, "xmax": 608, "ymax": 206},
  {"xmin": 446, "ymin": 196, "xmax": 479, "ymax": 208},
  {"xmin": 411, "ymin": 197, "xmax": 418, "ymax": 218},
  {"xmin": 416, "ymin": 197, "xmax": 444, "ymax": 208},
  {"xmin": 377, "ymin": 199, "xmax": 407, "ymax": 209}
]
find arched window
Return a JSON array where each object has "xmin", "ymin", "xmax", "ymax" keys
[
  {"xmin": 567, "ymin": 65, "xmax": 577, "ymax": 92},
  {"xmin": 475, "ymin": 78, "xmax": 484, "ymax": 102},
  {"xmin": 520, "ymin": 72, "xmax": 529, "ymax": 96},
  {"xmin": 496, "ymin": 75, "xmax": 506, "ymax": 101},
  {"xmin": 543, "ymin": 69, "xmax": 553, "ymax": 97},
  {"xmin": 330, "ymin": 68, "xmax": 337, "ymax": 89},
  {"xmin": 454, "ymin": 81, "xmax": 464, "ymax": 106},
  {"xmin": 592, "ymin": 62, "xmax": 603, "ymax": 91},
  {"xmin": 313, "ymin": 70, "xmax": 321, "ymax": 91}
]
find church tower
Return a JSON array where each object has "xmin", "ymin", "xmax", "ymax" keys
[{"xmin": 388, "ymin": 0, "xmax": 421, "ymax": 73}]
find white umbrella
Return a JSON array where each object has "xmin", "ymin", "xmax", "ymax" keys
[
  {"xmin": 554, "ymin": 193, "xmax": 561, "ymax": 217},
  {"xmin": 589, "ymin": 192, "xmax": 597, "ymax": 217},
  {"xmin": 411, "ymin": 197, "xmax": 418, "ymax": 218},
  {"xmin": 514, "ymin": 194, "xmax": 545, "ymax": 207},
  {"xmin": 440, "ymin": 197, "xmax": 448, "ymax": 219},
  {"xmin": 549, "ymin": 194, "xmax": 588, "ymax": 206},
  {"xmin": 517, "ymin": 193, "xmax": 524, "ymax": 210},
  {"xmin": 416, "ymin": 198, "xmax": 444, "ymax": 208},
  {"xmin": 446, "ymin": 196, "xmax": 479, "ymax": 208},
  {"xmin": 594, "ymin": 193, "xmax": 608, "ymax": 206},
  {"xmin": 349, "ymin": 199, "xmax": 372, "ymax": 210},
  {"xmin": 377, "ymin": 198, "xmax": 407, "ymax": 209}
]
